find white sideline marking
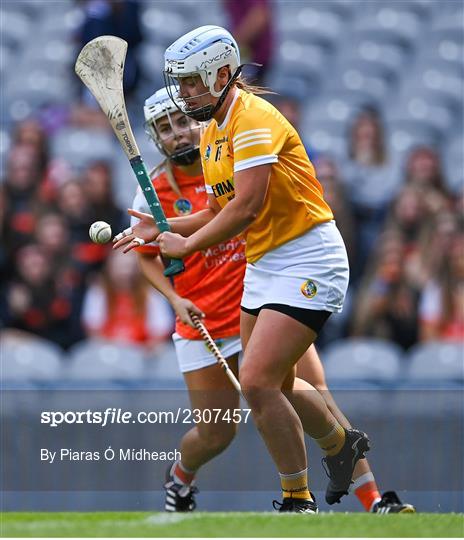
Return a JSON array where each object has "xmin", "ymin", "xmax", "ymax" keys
[{"xmin": 145, "ymin": 514, "xmax": 192, "ymax": 525}]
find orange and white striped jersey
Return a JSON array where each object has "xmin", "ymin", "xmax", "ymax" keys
[
  {"xmin": 132, "ymin": 165, "xmax": 245, "ymax": 340},
  {"xmin": 200, "ymin": 89, "xmax": 334, "ymax": 263}
]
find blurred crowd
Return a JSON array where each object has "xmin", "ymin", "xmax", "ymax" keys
[
  {"xmin": 0, "ymin": 120, "xmax": 175, "ymax": 349},
  {"xmin": 309, "ymin": 108, "xmax": 464, "ymax": 349},
  {"xmin": 1, "ymin": 0, "xmax": 463, "ymax": 353}
]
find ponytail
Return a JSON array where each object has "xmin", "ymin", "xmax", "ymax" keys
[{"xmin": 234, "ymin": 75, "xmax": 274, "ymax": 96}]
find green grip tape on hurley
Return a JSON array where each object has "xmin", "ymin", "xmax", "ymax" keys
[{"xmin": 130, "ymin": 156, "xmax": 184, "ymax": 277}]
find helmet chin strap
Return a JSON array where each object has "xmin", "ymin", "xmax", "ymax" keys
[{"xmin": 210, "ymin": 64, "xmax": 243, "ymax": 115}]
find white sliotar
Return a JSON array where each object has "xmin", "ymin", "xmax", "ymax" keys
[{"xmin": 89, "ymin": 221, "xmax": 112, "ymax": 244}]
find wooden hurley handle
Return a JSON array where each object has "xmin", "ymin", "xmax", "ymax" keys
[{"xmin": 191, "ymin": 314, "xmax": 242, "ymax": 394}]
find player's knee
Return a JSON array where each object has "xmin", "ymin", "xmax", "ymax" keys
[
  {"xmin": 241, "ymin": 363, "xmax": 281, "ymax": 389},
  {"xmin": 239, "ymin": 368, "xmax": 260, "ymax": 402},
  {"xmin": 240, "ymin": 372, "xmax": 277, "ymax": 413},
  {"xmin": 313, "ymin": 382, "xmax": 334, "ymax": 409}
]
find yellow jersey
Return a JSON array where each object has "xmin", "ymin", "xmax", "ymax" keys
[{"xmin": 200, "ymin": 89, "xmax": 333, "ymax": 263}]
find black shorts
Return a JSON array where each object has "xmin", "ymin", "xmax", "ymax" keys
[{"xmin": 241, "ymin": 304, "xmax": 331, "ymax": 334}]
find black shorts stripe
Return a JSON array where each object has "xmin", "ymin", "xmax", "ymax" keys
[{"xmin": 241, "ymin": 303, "xmax": 331, "ymax": 334}]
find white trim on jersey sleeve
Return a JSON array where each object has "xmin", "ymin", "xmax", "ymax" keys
[
  {"xmin": 234, "ymin": 138, "xmax": 273, "ymax": 152},
  {"xmin": 233, "ymin": 128, "xmax": 271, "ymax": 145},
  {"xmin": 205, "ymin": 184, "xmax": 214, "ymax": 193},
  {"xmin": 233, "ymin": 133, "xmax": 272, "ymax": 146},
  {"xmin": 234, "ymin": 154, "xmax": 278, "ymax": 173}
]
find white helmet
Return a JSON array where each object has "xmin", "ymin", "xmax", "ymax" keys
[
  {"xmin": 143, "ymin": 86, "xmax": 201, "ymax": 166},
  {"xmin": 164, "ymin": 25, "xmax": 242, "ymax": 121}
]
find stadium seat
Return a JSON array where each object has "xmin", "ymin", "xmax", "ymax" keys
[
  {"xmin": 66, "ymin": 339, "xmax": 146, "ymax": 382},
  {"xmin": 145, "ymin": 343, "xmax": 183, "ymax": 383},
  {"xmin": 326, "ymin": 62, "xmax": 396, "ymax": 104},
  {"xmin": 386, "ymin": 122, "xmax": 440, "ymax": 156},
  {"xmin": 4, "ymin": 70, "xmax": 73, "ymax": 117},
  {"xmin": 341, "ymin": 58, "xmax": 399, "ymax": 83},
  {"xmin": 278, "ymin": 7, "xmax": 343, "ymax": 53},
  {"xmin": 273, "ymin": 41, "xmax": 327, "ymax": 87},
  {"xmin": 386, "ymin": 95, "xmax": 455, "ymax": 138},
  {"xmin": 379, "ymin": 0, "xmax": 436, "ymax": 20},
  {"xmin": 44, "ymin": 6, "xmax": 83, "ymax": 32},
  {"xmin": 0, "ymin": 0, "xmax": 41, "ymax": 19},
  {"xmin": 302, "ymin": 122, "xmax": 347, "ymax": 159},
  {"xmin": 303, "ymin": 92, "xmax": 374, "ymax": 129},
  {"xmin": 0, "ymin": 10, "xmax": 31, "ymax": 50},
  {"xmin": 0, "ymin": 330, "xmax": 64, "ymax": 382},
  {"xmin": 141, "ymin": 0, "xmax": 226, "ymax": 33},
  {"xmin": 50, "ymin": 127, "xmax": 116, "ymax": 170},
  {"xmin": 264, "ymin": 73, "xmax": 309, "ymax": 103},
  {"xmin": 443, "ymin": 135, "xmax": 464, "ymax": 194},
  {"xmin": 417, "ymin": 38, "xmax": 464, "ymax": 77},
  {"xmin": 308, "ymin": 0, "xmax": 358, "ymax": 19},
  {"xmin": 136, "ymin": 43, "xmax": 165, "ymax": 89},
  {"xmin": 430, "ymin": 11, "xmax": 464, "ymax": 43},
  {"xmin": 20, "ymin": 38, "xmax": 76, "ymax": 68},
  {"xmin": 443, "ymin": 157, "xmax": 464, "ymax": 194},
  {"xmin": 140, "ymin": 7, "xmax": 195, "ymax": 46},
  {"xmin": 0, "ymin": 44, "xmax": 13, "ymax": 80},
  {"xmin": 0, "ymin": 126, "xmax": 10, "ymax": 177},
  {"xmin": 322, "ymin": 338, "xmax": 404, "ymax": 385},
  {"xmin": 352, "ymin": 10, "xmax": 422, "ymax": 51},
  {"xmin": 405, "ymin": 342, "xmax": 464, "ymax": 385},
  {"xmin": 336, "ymin": 39, "xmax": 407, "ymax": 77},
  {"xmin": 401, "ymin": 66, "xmax": 463, "ymax": 115}
]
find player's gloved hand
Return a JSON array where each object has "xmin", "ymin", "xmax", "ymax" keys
[
  {"xmin": 112, "ymin": 209, "xmax": 160, "ymax": 253},
  {"xmin": 158, "ymin": 231, "xmax": 191, "ymax": 258},
  {"xmin": 171, "ymin": 296, "xmax": 205, "ymax": 328}
]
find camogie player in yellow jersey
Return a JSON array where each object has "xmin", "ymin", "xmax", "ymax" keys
[{"xmin": 113, "ymin": 26, "xmax": 410, "ymax": 514}]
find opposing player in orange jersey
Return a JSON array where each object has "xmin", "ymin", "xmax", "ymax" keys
[{"xmin": 129, "ymin": 87, "xmax": 245, "ymax": 512}]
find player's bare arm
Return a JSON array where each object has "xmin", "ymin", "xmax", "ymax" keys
[
  {"xmin": 158, "ymin": 164, "xmax": 271, "ymax": 258},
  {"xmin": 113, "ymin": 207, "xmax": 217, "ymax": 252}
]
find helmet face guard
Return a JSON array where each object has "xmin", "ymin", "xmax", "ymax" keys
[
  {"xmin": 144, "ymin": 87, "xmax": 201, "ymax": 165},
  {"xmin": 163, "ymin": 65, "xmax": 243, "ymax": 122},
  {"xmin": 170, "ymin": 143, "xmax": 200, "ymax": 166}
]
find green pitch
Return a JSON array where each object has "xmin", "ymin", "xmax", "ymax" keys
[{"xmin": 1, "ymin": 512, "xmax": 463, "ymax": 537}]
